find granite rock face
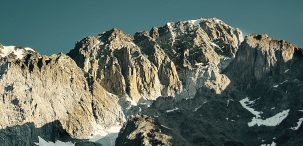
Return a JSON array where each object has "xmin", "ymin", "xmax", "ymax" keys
[
  {"xmin": 68, "ymin": 18, "xmax": 243, "ymax": 104},
  {"xmin": 68, "ymin": 28, "xmax": 181, "ymax": 103},
  {"xmin": 118, "ymin": 34, "xmax": 303, "ymax": 146},
  {"xmin": 0, "ymin": 49, "xmax": 124, "ymax": 145}
]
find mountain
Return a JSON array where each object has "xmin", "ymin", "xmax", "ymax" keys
[{"xmin": 0, "ymin": 17, "xmax": 302, "ymax": 146}]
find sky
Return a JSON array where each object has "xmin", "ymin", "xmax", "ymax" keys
[{"xmin": 0, "ymin": 0, "xmax": 302, "ymax": 55}]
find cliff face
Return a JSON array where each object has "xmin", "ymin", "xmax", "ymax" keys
[
  {"xmin": 68, "ymin": 18, "xmax": 243, "ymax": 105},
  {"xmin": 118, "ymin": 34, "xmax": 303, "ymax": 146},
  {"xmin": 0, "ymin": 47, "xmax": 124, "ymax": 145},
  {"xmin": 228, "ymin": 34, "xmax": 298, "ymax": 83},
  {"xmin": 68, "ymin": 28, "xmax": 181, "ymax": 103}
]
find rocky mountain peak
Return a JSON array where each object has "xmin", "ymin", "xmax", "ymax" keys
[{"xmin": 67, "ymin": 17, "xmax": 245, "ymax": 103}]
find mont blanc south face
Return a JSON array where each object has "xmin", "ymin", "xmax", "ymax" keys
[{"xmin": 0, "ymin": 18, "xmax": 302, "ymax": 146}]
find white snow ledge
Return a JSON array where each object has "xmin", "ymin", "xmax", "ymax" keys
[
  {"xmin": 240, "ymin": 97, "xmax": 290, "ymax": 127},
  {"xmin": 248, "ymin": 109, "xmax": 289, "ymax": 127}
]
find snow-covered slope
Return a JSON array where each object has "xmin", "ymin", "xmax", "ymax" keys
[{"xmin": 0, "ymin": 45, "xmax": 35, "ymax": 59}]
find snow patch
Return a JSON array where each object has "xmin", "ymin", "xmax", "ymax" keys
[
  {"xmin": 272, "ymin": 80, "xmax": 288, "ymax": 88},
  {"xmin": 35, "ymin": 136, "xmax": 74, "ymax": 146},
  {"xmin": 0, "ymin": 46, "xmax": 35, "ymax": 59},
  {"xmin": 186, "ymin": 18, "xmax": 206, "ymax": 26},
  {"xmin": 260, "ymin": 141, "xmax": 276, "ymax": 146},
  {"xmin": 240, "ymin": 97, "xmax": 289, "ymax": 127},
  {"xmin": 284, "ymin": 69, "xmax": 289, "ymax": 73},
  {"xmin": 195, "ymin": 62, "xmax": 203, "ymax": 66},
  {"xmin": 213, "ymin": 18, "xmax": 222, "ymax": 24},
  {"xmin": 210, "ymin": 42, "xmax": 220, "ymax": 48},
  {"xmin": 290, "ymin": 118, "xmax": 303, "ymax": 130},
  {"xmin": 226, "ymin": 99, "xmax": 234, "ymax": 107},
  {"xmin": 89, "ymin": 123, "xmax": 122, "ymax": 146},
  {"xmin": 166, "ymin": 107, "xmax": 179, "ymax": 113},
  {"xmin": 239, "ymin": 97, "xmax": 262, "ymax": 118},
  {"xmin": 24, "ymin": 47, "xmax": 35, "ymax": 52},
  {"xmin": 166, "ymin": 22, "xmax": 176, "ymax": 46},
  {"xmin": 193, "ymin": 105, "xmax": 202, "ymax": 112},
  {"xmin": 248, "ymin": 109, "xmax": 289, "ymax": 127}
]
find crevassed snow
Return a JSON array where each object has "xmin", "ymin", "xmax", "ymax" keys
[
  {"xmin": 35, "ymin": 136, "xmax": 74, "ymax": 146},
  {"xmin": 260, "ymin": 141, "xmax": 276, "ymax": 146},
  {"xmin": 166, "ymin": 107, "xmax": 179, "ymax": 113},
  {"xmin": 290, "ymin": 118, "xmax": 303, "ymax": 130},
  {"xmin": 248, "ymin": 109, "xmax": 290, "ymax": 127},
  {"xmin": 240, "ymin": 97, "xmax": 289, "ymax": 127}
]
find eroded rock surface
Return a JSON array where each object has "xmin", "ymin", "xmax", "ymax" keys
[
  {"xmin": 0, "ymin": 50, "xmax": 124, "ymax": 145},
  {"xmin": 117, "ymin": 34, "xmax": 303, "ymax": 146}
]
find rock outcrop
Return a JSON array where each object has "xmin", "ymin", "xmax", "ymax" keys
[{"xmin": 116, "ymin": 115, "xmax": 172, "ymax": 146}]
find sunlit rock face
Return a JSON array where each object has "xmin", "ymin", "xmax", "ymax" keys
[
  {"xmin": 0, "ymin": 51, "xmax": 124, "ymax": 145},
  {"xmin": 68, "ymin": 18, "xmax": 243, "ymax": 104},
  {"xmin": 68, "ymin": 28, "xmax": 180, "ymax": 103}
]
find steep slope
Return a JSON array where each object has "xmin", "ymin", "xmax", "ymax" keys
[
  {"xmin": 68, "ymin": 29, "xmax": 181, "ymax": 104},
  {"xmin": 117, "ymin": 34, "xmax": 303, "ymax": 146},
  {"xmin": 0, "ymin": 47, "xmax": 124, "ymax": 145},
  {"xmin": 135, "ymin": 18, "xmax": 243, "ymax": 97},
  {"xmin": 68, "ymin": 18, "xmax": 243, "ymax": 105}
]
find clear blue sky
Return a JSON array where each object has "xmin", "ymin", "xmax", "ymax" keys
[{"xmin": 0, "ymin": 0, "xmax": 302, "ymax": 55}]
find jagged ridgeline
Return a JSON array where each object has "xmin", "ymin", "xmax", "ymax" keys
[{"xmin": 0, "ymin": 18, "xmax": 302, "ymax": 146}]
